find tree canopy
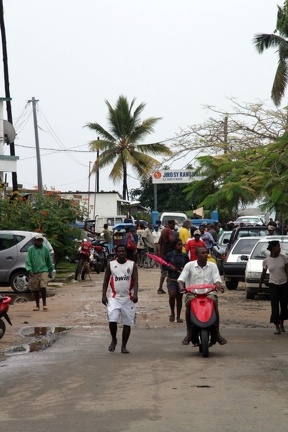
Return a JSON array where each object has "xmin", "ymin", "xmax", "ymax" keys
[{"xmin": 86, "ymin": 95, "xmax": 172, "ymax": 200}]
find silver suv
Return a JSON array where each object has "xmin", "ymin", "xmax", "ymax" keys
[{"xmin": 0, "ymin": 231, "xmax": 55, "ymax": 294}]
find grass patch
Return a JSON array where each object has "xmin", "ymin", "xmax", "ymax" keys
[{"xmin": 55, "ymin": 261, "xmax": 76, "ymax": 279}]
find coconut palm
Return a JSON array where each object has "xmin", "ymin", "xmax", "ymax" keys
[
  {"xmin": 86, "ymin": 95, "xmax": 172, "ymax": 200},
  {"xmin": 253, "ymin": 2, "xmax": 288, "ymax": 106}
]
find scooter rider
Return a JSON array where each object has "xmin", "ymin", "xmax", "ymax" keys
[{"xmin": 178, "ymin": 246, "xmax": 227, "ymax": 346}]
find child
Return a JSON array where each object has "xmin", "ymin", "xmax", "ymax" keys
[{"xmin": 163, "ymin": 238, "xmax": 189, "ymax": 323}]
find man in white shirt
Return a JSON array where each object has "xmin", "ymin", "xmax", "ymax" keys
[
  {"xmin": 178, "ymin": 246, "xmax": 227, "ymax": 346},
  {"xmin": 102, "ymin": 245, "xmax": 138, "ymax": 354},
  {"xmin": 152, "ymin": 225, "xmax": 161, "ymax": 256}
]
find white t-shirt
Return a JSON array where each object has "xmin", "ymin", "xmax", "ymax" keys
[
  {"xmin": 262, "ymin": 254, "xmax": 288, "ymax": 285},
  {"xmin": 136, "ymin": 229, "xmax": 145, "ymax": 249},
  {"xmin": 109, "ymin": 259, "xmax": 135, "ymax": 299},
  {"xmin": 152, "ymin": 230, "xmax": 161, "ymax": 243},
  {"xmin": 178, "ymin": 260, "xmax": 221, "ymax": 286}
]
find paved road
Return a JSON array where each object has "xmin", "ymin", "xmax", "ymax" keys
[{"xmin": 1, "ymin": 325, "xmax": 288, "ymax": 432}]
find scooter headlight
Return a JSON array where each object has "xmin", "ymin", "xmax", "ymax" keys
[{"xmin": 192, "ymin": 287, "xmax": 212, "ymax": 295}]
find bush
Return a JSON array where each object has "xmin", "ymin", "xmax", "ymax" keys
[{"xmin": 0, "ymin": 193, "xmax": 86, "ymax": 264}]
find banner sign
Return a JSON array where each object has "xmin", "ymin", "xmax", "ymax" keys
[{"xmin": 152, "ymin": 169, "xmax": 194, "ymax": 184}]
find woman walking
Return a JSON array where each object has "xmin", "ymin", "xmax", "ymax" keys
[
  {"xmin": 163, "ymin": 239, "xmax": 189, "ymax": 323},
  {"xmin": 259, "ymin": 240, "xmax": 288, "ymax": 334}
]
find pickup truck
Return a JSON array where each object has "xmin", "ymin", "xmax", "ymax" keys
[{"xmin": 223, "ymin": 226, "xmax": 270, "ymax": 290}]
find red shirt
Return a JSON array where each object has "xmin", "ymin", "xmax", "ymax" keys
[
  {"xmin": 81, "ymin": 241, "xmax": 93, "ymax": 256},
  {"xmin": 185, "ymin": 238, "xmax": 206, "ymax": 261}
]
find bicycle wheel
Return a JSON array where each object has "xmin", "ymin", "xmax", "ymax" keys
[
  {"xmin": 81, "ymin": 263, "xmax": 90, "ymax": 280},
  {"xmin": 75, "ymin": 259, "xmax": 84, "ymax": 281},
  {"xmin": 142, "ymin": 254, "xmax": 150, "ymax": 268}
]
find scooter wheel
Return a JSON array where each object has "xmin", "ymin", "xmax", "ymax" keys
[
  {"xmin": 201, "ymin": 329, "xmax": 209, "ymax": 358},
  {"xmin": 0, "ymin": 319, "xmax": 6, "ymax": 340}
]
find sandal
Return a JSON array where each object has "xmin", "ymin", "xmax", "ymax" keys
[
  {"xmin": 157, "ymin": 289, "xmax": 166, "ymax": 294},
  {"xmin": 181, "ymin": 336, "xmax": 190, "ymax": 345},
  {"xmin": 108, "ymin": 339, "xmax": 117, "ymax": 352},
  {"xmin": 169, "ymin": 315, "xmax": 175, "ymax": 322},
  {"xmin": 177, "ymin": 318, "xmax": 183, "ymax": 323},
  {"xmin": 217, "ymin": 336, "xmax": 227, "ymax": 345}
]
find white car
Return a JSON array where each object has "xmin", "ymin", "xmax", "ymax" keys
[
  {"xmin": 234, "ymin": 215, "xmax": 265, "ymax": 226},
  {"xmin": 223, "ymin": 236, "xmax": 261, "ymax": 290},
  {"xmin": 244, "ymin": 236, "xmax": 288, "ymax": 299}
]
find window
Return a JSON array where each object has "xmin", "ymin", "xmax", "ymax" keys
[{"xmin": 0, "ymin": 234, "xmax": 25, "ymax": 251}]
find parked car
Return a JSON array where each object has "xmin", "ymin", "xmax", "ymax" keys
[
  {"xmin": 225, "ymin": 226, "xmax": 270, "ymax": 258},
  {"xmin": 0, "ymin": 231, "xmax": 56, "ymax": 294},
  {"xmin": 223, "ymin": 236, "xmax": 261, "ymax": 290},
  {"xmin": 244, "ymin": 236, "xmax": 288, "ymax": 299},
  {"xmin": 234, "ymin": 215, "xmax": 266, "ymax": 226},
  {"xmin": 211, "ymin": 231, "xmax": 232, "ymax": 274}
]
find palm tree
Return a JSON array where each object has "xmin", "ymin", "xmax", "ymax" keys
[
  {"xmin": 253, "ymin": 1, "xmax": 288, "ymax": 106},
  {"xmin": 86, "ymin": 95, "xmax": 172, "ymax": 200}
]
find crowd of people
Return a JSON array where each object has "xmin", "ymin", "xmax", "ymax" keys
[
  {"xmin": 25, "ymin": 215, "xmax": 287, "ymax": 354},
  {"xmin": 101, "ymin": 218, "xmax": 229, "ymax": 353}
]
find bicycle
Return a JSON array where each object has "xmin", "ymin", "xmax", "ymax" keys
[
  {"xmin": 75, "ymin": 255, "xmax": 91, "ymax": 281},
  {"xmin": 139, "ymin": 246, "xmax": 156, "ymax": 268}
]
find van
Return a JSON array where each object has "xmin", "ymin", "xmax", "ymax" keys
[
  {"xmin": 160, "ymin": 212, "xmax": 187, "ymax": 229},
  {"xmin": 95, "ymin": 215, "xmax": 135, "ymax": 232}
]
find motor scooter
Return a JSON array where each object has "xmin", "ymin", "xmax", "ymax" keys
[
  {"xmin": 91, "ymin": 239, "xmax": 110, "ymax": 271},
  {"xmin": 0, "ymin": 295, "xmax": 12, "ymax": 339},
  {"xmin": 186, "ymin": 284, "xmax": 218, "ymax": 358}
]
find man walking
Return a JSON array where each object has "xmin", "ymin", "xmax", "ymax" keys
[
  {"xmin": 158, "ymin": 220, "xmax": 176, "ymax": 294},
  {"xmin": 25, "ymin": 233, "xmax": 54, "ymax": 311},
  {"xmin": 102, "ymin": 245, "xmax": 138, "ymax": 354}
]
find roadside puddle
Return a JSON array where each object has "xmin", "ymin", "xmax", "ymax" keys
[{"xmin": 5, "ymin": 326, "xmax": 71, "ymax": 355}]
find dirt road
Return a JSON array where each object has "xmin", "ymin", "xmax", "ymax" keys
[{"xmin": 0, "ymin": 266, "xmax": 273, "ymax": 356}]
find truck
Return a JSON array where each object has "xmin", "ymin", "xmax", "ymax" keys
[
  {"xmin": 160, "ymin": 212, "xmax": 188, "ymax": 229},
  {"xmin": 94, "ymin": 215, "xmax": 135, "ymax": 232}
]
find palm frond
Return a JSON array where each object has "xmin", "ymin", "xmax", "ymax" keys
[
  {"xmin": 136, "ymin": 142, "xmax": 172, "ymax": 155},
  {"xmin": 85, "ymin": 122, "xmax": 115, "ymax": 142},
  {"xmin": 272, "ymin": 53, "xmax": 288, "ymax": 106},
  {"xmin": 89, "ymin": 139, "xmax": 116, "ymax": 152},
  {"xmin": 253, "ymin": 33, "xmax": 287, "ymax": 53}
]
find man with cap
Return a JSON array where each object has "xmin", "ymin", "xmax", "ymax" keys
[
  {"xmin": 25, "ymin": 233, "xmax": 54, "ymax": 311},
  {"xmin": 185, "ymin": 230, "xmax": 206, "ymax": 261}
]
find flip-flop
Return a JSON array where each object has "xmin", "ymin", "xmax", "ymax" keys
[
  {"xmin": 181, "ymin": 336, "xmax": 190, "ymax": 345},
  {"xmin": 108, "ymin": 339, "xmax": 117, "ymax": 352},
  {"xmin": 217, "ymin": 336, "xmax": 228, "ymax": 345}
]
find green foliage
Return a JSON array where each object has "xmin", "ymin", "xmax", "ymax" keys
[
  {"xmin": 132, "ymin": 177, "xmax": 196, "ymax": 213},
  {"xmin": 0, "ymin": 193, "xmax": 85, "ymax": 264},
  {"xmin": 253, "ymin": 2, "xmax": 288, "ymax": 106}
]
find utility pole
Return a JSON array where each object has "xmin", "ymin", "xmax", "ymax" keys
[
  {"xmin": 96, "ymin": 136, "xmax": 99, "ymax": 192},
  {"xmin": 28, "ymin": 97, "xmax": 43, "ymax": 194},
  {"xmin": 0, "ymin": 0, "xmax": 18, "ymax": 192},
  {"xmin": 223, "ymin": 115, "xmax": 228, "ymax": 154}
]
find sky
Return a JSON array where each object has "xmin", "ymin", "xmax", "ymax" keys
[{"xmin": 0, "ymin": 0, "xmax": 283, "ymax": 196}]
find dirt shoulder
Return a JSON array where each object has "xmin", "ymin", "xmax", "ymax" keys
[{"xmin": 0, "ymin": 267, "xmax": 272, "ymax": 357}]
